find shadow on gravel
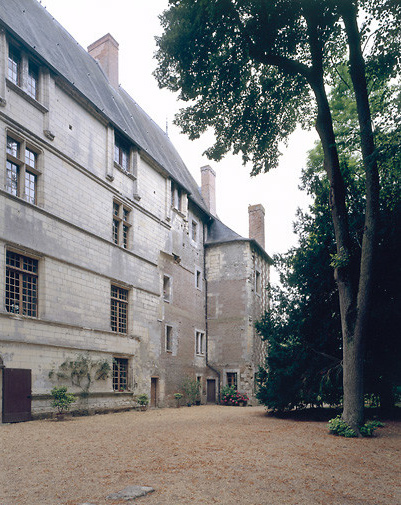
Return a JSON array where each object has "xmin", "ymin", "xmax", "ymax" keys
[{"xmin": 263, "ymin": 406, "xmax": 401, "ymax": 422}]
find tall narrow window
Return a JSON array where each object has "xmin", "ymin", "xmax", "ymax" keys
[
  {"xmin": 171, "ymin": 181, "xmax": 183, "ymax": 212},
  {"xmin": 255, "ymin": 270, "xmax": 261, "ymax": 295},
  {"xmin": 114, "ymin": 133, "xmax": 130, "ymax": 172},
  {"xmin": 196, "ymin": 331, "xmax": 205, "ymax": 355},
  {"xmin": 6, "ymin": 136, "xmax": 40, "ymax": 204},
  {"xmin": 27, "ymin": 61, "xmax": 39, "ymax": 100},
  {"xmin": 191, "ymin": 220, "xmax": 198, "ymax": 242},
  {"xmin": 112, "ymin": 202, "xmax": 131, "ymax": 248},
  {"xmin": 163, "ymin": 275, "xmax": 171, "ymax": 302},
  {"xmin": 165, "ymin": 325, "xmax": 173, "ymax": 352},
  {"xmin": 113, "ymin": 357, "xmax": 128, "ymax": 391},
  {"xmin": 195, "ymin": 268, "xmax": 202, "ymax": 290},
  {"xmin": 8, "ymin": 46, "xmax": 20, "ymax": 85},
  {"xmin": 6, "ymin": 251, "xmax": 38, "ymax": 317},
  {"xmin": 111, "ymin": 285, "xmax": 128, "ymax": 333}
]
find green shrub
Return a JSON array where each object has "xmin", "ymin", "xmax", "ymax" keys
[
  {"xmin": 137, "ymin": 394, "xmax": 149, "ymax": 406},
  {"xmin": 328, "ymin": 415, "xmax": 384, "ymax": 437},
  {"xmin": 50, "ymin": 386, "xmax": 76, "ymax": 414},
  {"xmin": 359, "ymin": 420, "xmax": 384, "ymax": 437},
  {"xmin": 328, "ymin": 415, "xmax": 357, "ymax": 437}
]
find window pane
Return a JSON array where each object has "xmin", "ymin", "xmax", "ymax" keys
[
  {"xmin": 113, "ymin": 219, "xmax": 119, "ymax": 245},
  {"xmin": 6, "ymin": 161, "xmax": 19, "ymax": 196},
  {"xmin": 7, "ymin": 137, "xmax": 20, "ymax": 158},
  {"xmin": 123, "ymin": 224, "xmax": 128, "ymax": 249},
  {"xmin": 25, "ymin": 171, "xmax": 36, "ymax": 204},
  {"xmin": 6, "ymin": 269, "xmax": 20, "ymax": 313},
  {"xmin": 27, "ymin": 62, "xmax": 39, "ymax": 99},
  {"xmin": 25, "ymin": 148, "xmax": 37, "ymax": 168},
  {"xmin": 8, "ymin": 47, "xmax": 20, "ymax": 85}
]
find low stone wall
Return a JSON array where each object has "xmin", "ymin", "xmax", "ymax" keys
[{"xmin": 31, "ymin": 391, "xmax": 139, "ymax": 420}]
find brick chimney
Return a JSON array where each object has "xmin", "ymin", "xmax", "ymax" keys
[
  {"xmin": 201, "ymin": 165, "xmax": 216, "ymax": 216},
  {"xmin": 88, "ymin": 34, "xmax": 119, "ymax": 88},
  {"xmin": 248, "ymin": 204, "xmax": 265, "ymax": 249}
]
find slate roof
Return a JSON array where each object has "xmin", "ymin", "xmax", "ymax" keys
[
  {"xmin": 0, "ymin": 0, "xmax": 273, "ymax": 256},
  {"xmin": 1, "ymin": 0, "xmax": 208, "ymax": 211}
]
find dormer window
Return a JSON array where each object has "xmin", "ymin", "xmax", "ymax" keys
[
  {"xmin": 171, "ymin": 181, "xmax": 183, "ymax": 212},
  {"xmin": 8, "ymin": 45, "xmax": 21, "ymax": 86},
  {"xmin": 27, "ymin": 61, "xmax": 39, "ymax": 100},
  {"xmin": 114, "ymin": 133, "xmax": 130, "ymax": 172},
  {"xmin": 6, "ymin": 40, "xmax": 44, "ymax": 107}
]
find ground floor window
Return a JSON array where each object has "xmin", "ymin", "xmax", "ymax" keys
[
  {"xmin": 226, "ymin": 372, "xmax": 238, "ymax": 389},
  {"xmin": 5, "ymin": 250, "xmax": 38, "ymax": 317},
  {"xmin": 113, "ymin": 357, "xmax": 128, "ymax": 391}
]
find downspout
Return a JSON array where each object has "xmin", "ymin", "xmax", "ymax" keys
[{"xmin": 203, "ymin": 221, "xmax": 221, "ymax": 402}]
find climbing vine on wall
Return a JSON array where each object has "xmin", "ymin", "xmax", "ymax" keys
[{"xmin": 49, "ymin": 353, "xmax": 111, "ymax": 395}]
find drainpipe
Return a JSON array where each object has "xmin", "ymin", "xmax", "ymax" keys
[{"xmin": 203, "ymin": 221, "xmax": 221, "ymax": 403}]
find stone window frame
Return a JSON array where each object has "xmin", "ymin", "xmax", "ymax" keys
[
  {"xmin": 191, "ymin": 218, "xmax": 199, "ymax": 244},
  {"xmin": 113, "ymin": 131, "xmax": 139, "ymax": 180},
  {"xmin": 163, "ymin": 274, "xmax": 172, "ymax": 303},
  {"xmin": 225, "ymin": 371, "xmax": 239, "ymax": 390},
  {"xmin": 5, "ymin": 131, "xmax": 42, "ymax": 205},
  {"xmin": 113, "ymin": 356, "xmax": 129, "ymax": 391},
  {"xmin": 195, "ymin": 330, "xmax": 205, "ymax": 356},
  {"xmin": 171, "ymin": 180, "xmax": 184, "ymax": 213},
  {"xmin": 5, "ymin": 249, "xmax": 39, "ymax": 318},
  {"xmin": 165, "ymin": 324, "xmax": 173, "ymax": 353},
  {"xmin": 112, "ymin": 200, "xmax": 131, "ymax": 249},
  {"xmin": 110, "ymin": 284, "xmax": 129, "ymax": 334},
  {"xmin": 195, "ymin": 267, "xmax": 203, "ymax": 291}
]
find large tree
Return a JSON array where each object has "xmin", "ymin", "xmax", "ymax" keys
[
  {"xmin": 155, "ymin": 0, "xmax": 400, "ymax": 429},
  {"xmin": 256, "ymin": 74, "xmax": 401, "ymax": 412}
]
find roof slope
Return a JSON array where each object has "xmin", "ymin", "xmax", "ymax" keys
[{"xmin": 1, "ymin": 0, "xmax": 207, "ymax": 211}]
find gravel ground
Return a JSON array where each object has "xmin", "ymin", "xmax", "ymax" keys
[{"xmin": 1, "ymin": 405, "xmax": 400, "ymax": 505}]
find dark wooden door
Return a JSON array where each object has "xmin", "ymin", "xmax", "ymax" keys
[
  {"xmin": 207, "ymin": 379, "xmax": 216, "ymax": 403},
  {"xmin": 150, "ymin": 377, "xmax": 158, "ymax": 408},
  {"xmin": 2, "ymin": 368, "xmax": 32, "ymax": 423}
]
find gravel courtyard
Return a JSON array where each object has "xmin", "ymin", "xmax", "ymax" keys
[{"xmin": 1, "ymin": 405, "xmax": 400, "ymax": 505}]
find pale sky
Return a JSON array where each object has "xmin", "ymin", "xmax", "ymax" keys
[{"xmin": 41, "ymin": 0, "xmax": 318, "ymax": 272}]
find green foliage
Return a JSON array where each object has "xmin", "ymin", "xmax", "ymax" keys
[
  {"xmin": 328, "ymin": 416, "xmax": 384, "ymax": 438},
  {"xmin": 328, "ymin": 416, "xmax": 357, "ymax": 438},
  {"xmin": 221, "ymin": 386, "xmax": 249, "ymax": 405},
  {"xmin": 137, "ymin": 394, "xmax": 149, "ymax": 406},
  {"xmin": 256, "ymin": 71, "xmax": 401, "ymax": 413},
  {"xmin": 50, "ymin": 386, "xmax": 76, "ymax": 414},
  {"xmin": 181, "ymin": 377, "xmax": 201, "ymax": 405},
  {"xmin": 49, "ymin": 354, "xmax": 111, "ymax": 394}
]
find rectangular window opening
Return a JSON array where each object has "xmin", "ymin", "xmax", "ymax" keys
[
  {"xmin": 6, "ymin": 250, "xmax": 38, "ymax": 317},
  {"xmin": 111, "ymin": 285, "xmax": 128, "ymax": 333},
  {"xmin": 113, "ymin": 357, "xmax": 128, "ymax": 391},
  {"xmin": 196, "ymin": 331, "xmax": 205, "ymax": 355},
  {"xmin": 165, "ymin": 325, "xmax": 173, "ymax": 352}
]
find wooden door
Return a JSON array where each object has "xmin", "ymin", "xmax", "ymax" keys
[
  {"xmin": 2, "ymin": 368, "xmax": 32, "ymax": 423},
  {"xmin": 150, "ymin": 377, "xmax": 158, "ymax": 408},
  {"xmin": 207, "ymin": 379, "xmax": 216, "ymax": 403}
]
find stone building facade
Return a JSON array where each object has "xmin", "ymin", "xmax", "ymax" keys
[{"xmin": 0, "ymin": 0, "xmax": 272, "ymax": 422}]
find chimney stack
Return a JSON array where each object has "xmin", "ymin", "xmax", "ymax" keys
[
  {"xmin": 201, "ymin": 165, "xmax": 216, "ymax": 216},
  {"xmin": 88, "ymin": 34, "xmax": 119, "ymax": 88},
  {"xmin": 248, "ymin": 204, "xmax": 266, "ymax": 249}
]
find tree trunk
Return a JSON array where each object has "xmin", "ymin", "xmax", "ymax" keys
[
  {"xmin": 340, "ymin": 1, "xmax": 380, "ymax": 429},
  {"xmin": 311, "ymin": 75, "xmax": 363, "ymax": 430}
]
